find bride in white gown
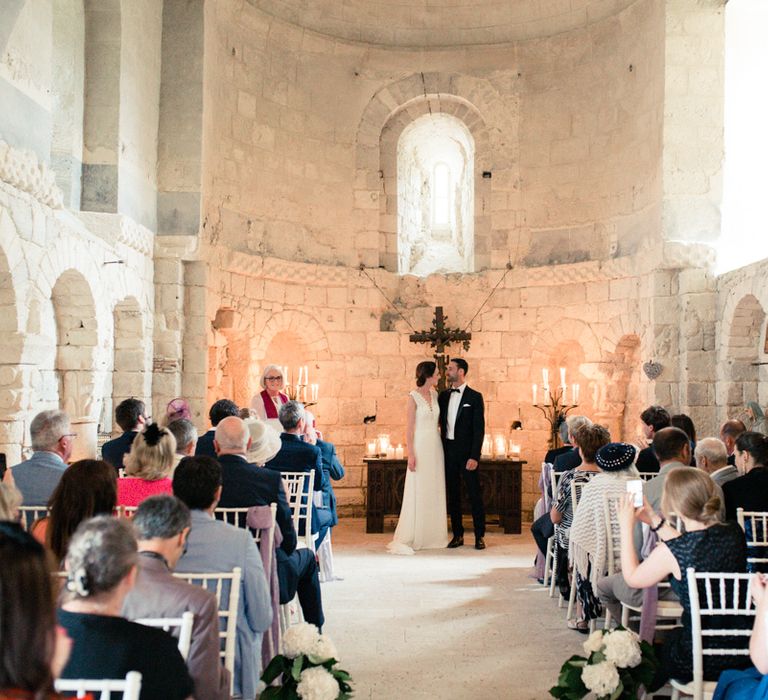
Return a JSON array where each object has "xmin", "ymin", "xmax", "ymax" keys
[{"xmin": 387, "ymin": 361, "xmax": 449, "ymax": 554}]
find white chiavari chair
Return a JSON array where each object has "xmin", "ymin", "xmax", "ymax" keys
[
  {"xmin": 55, "ymin": 671, "xmax": 142, "ymax": 700},
  {"xmin": 281, "ymin": 471, "xmax": 315, "ymax": 550},
  {"xmin": 545, "ymin": 468, "xmax": 562, "ymax": 597},
  {"xmin": 736, "ymin": 508, "xmax": 768, "ymax": 573},
  {"xmin": 18, "ymin": 505, "xmax": 48, "ymax": 531},
  {"xmin": 135, "ymin": 611, "xmax": 194, "ymax": 661},
  {"xmin": 565, "ymin": 478, "xmax": 592, "ymax": 623}
]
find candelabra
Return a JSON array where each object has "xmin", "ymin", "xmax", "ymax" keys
[{"xmin": 533, "ymin": 386, "xmax": 579, "ymax": 449}]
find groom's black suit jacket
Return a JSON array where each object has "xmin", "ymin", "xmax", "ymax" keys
[{"xmin": 438, "ymin": 386, "xmax": 485, "ymax": 463}]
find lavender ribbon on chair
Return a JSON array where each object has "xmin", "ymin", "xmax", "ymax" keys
[
  {"xmin": 638, "ymin": 527, "xmax": 659, "ymax": 643},
  {"xmin": 534, "ymin": 462, "xmax": 555, "ymax": 579},
  {"xmin": 247, "ymin": 505, "xmax": 283, "ymax": 672}
]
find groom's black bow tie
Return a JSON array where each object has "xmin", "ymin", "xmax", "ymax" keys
[{"xmin": 450, "ymin": 388, "xmax": 461, "ymax": 393}]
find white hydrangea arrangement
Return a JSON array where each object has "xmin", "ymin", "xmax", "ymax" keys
[
  {"xmin": 550, "ymin": 627, "xmax": 657, "ymax": 700},
  {"xmin": 261, "ymin": 623, "xmax": 352, "ymax": 699}
]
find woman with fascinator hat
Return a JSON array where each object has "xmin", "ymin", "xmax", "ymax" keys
[
  {"xmin": 568, "ymin": 441, "xmax": 639, "ymax": 630},
  {"xmin": 117, "ymin": 423, "xmax": 177, "ymax": 507}
]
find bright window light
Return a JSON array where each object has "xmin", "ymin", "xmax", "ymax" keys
[{"xmin": 432, "ymin": 162, "xmax": 451, "ymax": 227}]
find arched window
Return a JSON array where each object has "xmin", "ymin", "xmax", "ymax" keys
[{"xmin": 397, "ymin": 114, "xmax": 474, "ymax": 276}]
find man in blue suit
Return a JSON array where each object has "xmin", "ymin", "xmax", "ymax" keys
[
  {"xmin": 211, "ymin": 417, "xmax": 324, "ymax": 629},
  {"xmin": 195, "ymin": 399, "xmax": 239, "ymax": 458},
  {"xmin": 265, "ymin": 401, "xmax": 332, "ymax": 547},
  {"xmin": 316, "ymin": 438, "xmax": 344, "ymax": 528},
  {"xmin": 11, "ymin": 409, "xmax": 74, "ymax": 505},
  {"xmin": 101, "ymin": 398, "xmax": 147, "ymax": 472}
]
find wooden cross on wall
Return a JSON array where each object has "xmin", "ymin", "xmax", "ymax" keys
[{"xmin": 409, "ymin": 306, "xmax": 471, "ymax": 392}]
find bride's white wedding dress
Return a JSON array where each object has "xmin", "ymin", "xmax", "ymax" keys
[{"xmin": 387, "ymin": 389, "xmax": 449, "ymax": 555}]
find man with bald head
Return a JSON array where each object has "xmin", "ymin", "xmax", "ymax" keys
[
  {"xmin": 695, "ymin": 437, "xmax": 738, "ymax": 486},
  {"xmin": 213, "ymin": 416, "xmax": 325, "ymax": 629},
  {"xmin": 720, "ymin": 419, "xmax": 747, "ymax": 467}
]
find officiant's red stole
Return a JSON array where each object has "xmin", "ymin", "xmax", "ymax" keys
[{"xmin": 261, "ymin": 389, "xmax": 288, "ymax": 419}]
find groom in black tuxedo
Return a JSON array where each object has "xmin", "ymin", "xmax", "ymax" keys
[{"xmin": 438, "ymin": 358, "xmax": 486, "ymax": 550}]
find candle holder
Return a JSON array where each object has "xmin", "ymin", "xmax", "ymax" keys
[
  {"xmin": 284, "ymin": 382, "xmax": 319, "ymax": 408},
  {"xmin": 533, "ymin": 386, "xmax": 579, "ymax": 449}
]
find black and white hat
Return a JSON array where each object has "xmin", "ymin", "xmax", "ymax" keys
[{"xmin": 596, "ymin": 442, "xmax": 637, "ymax": 472}]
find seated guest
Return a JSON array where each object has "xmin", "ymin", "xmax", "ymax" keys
[
  {"xmin": 250, "ymin": 364, "xmax": 290, "ymax": 431},
  {"xmin": 723, "ymin": 431, "xmax": 768, "ymax": 521},
  {"xmin": 0, "ymin": 481, "xmax": 22, "ymax": 522},
  {"xmin": 168, "ymin": 418, "xmax": 198, "ymax": 468},
  {"xmin": 636, "ymin": 405, "xmax": 671, "ymax": 473},
  {"xmin": 671, "ymin": 413, "xmax": 697, "ymax": 465},
  {"xmin": 570, "ymin": 442, "xmax": 639, "ymax": 628},
  {"xmin": 11, "ymin": 410, "xmax": 73, "ymax": 506},
  {"xmin": 301, "ymin": 413, "xmax": 343, "ymax": 526},
  {"xmin": 695, "ymin": 437, "xmax": 738, "ymax": 486},
  {"xmin": 101, "ymin": 398, "xmax": 147, "ymax": 472},
  {"xmin": 58, "ymin": 516, "xmax": 194, "ymax": 699},
  {"xmin": 0, "ymin": 522, "xmax": 72, "ymax": 699},
  {"xmin": 551, "ymin": 424, "xmax": 610, "ymax": 609},
  {"xmin": 266, "ymin": 401, "xmax": 330, "ymax": 546},
  {"xmin": 245, "ymin": 419, "xmax": 281, "ymax": 466},
  {"xmin": 746, "ymin": 401, "xmax": 768, "ymax": 436},
  {"xmin": 721, "ymin": 419, "xmax": 747, "ymax": 466},
  {"xmin": 553, "ymin": 415, "xmax": 592, "ymax": 473},
  {"xmin": 163, "ymin": 398, "xmax": 192, "ymax": 426},
  {"xmin": 172, "ymin": 457, "xmax": 272, "ymax": 697},
  {"xmin": 597, "ymin": 427, "xmax": 692, "ymax": 620},
  {"xmin": 713, "ymin": 573, "xmax": 768, "ymax": 699},
  {"xmin": 617, "ymin": 468, "xmax": 748, "ymax": 689},
  {"xmin": 117, "ymin": 424, "xmax": 175, "ymax": 507},
  {"xmin": 212, "ymin": 418, "xmax": 325, "ymax": 630},
  {"xmin": 545, "ymin": 420, "xmax": 574, "ymax": 465},
  {"xmin": 38, "ymin": 459, "xmax": 117, "ymax": 562},
  {"xmin": 196, "ymin": 399, "xmax": 239, "ymax": 458},
  {"xmin": 123, "ymin": 496, "xmax": 230, "ymax": 700}
]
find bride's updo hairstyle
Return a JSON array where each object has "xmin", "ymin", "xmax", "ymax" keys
[
  {"xmin": 661, "ymin": 468, "xmax": 721, "ymax": 526},
  {"xmin": 415, "ymin": 361, "xmax": 437, "ymax": 387}
]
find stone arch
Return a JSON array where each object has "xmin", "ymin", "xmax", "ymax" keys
[
  {"xmin": 0, "ymin": 242, "xmax": 24, "ymax": 463},
  {"xmin": 107, "ymin": 296, "xmax": 149, "ymax": 431},
  {"xmin": 722, "ymin": 294, "xmax": 767, "ymax": 413},
  {"xmin": 253, "ymin": 311, "xmax": 330, "ymax": 361},
  {"xmin": 210, "ymin": 307, "xmax": 254, "ymax": 410},
  {"xmin": 354, "ymin": 72, "xmax": 520, "ymax": 273}
]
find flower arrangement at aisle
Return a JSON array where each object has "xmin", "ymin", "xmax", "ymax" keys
[
  {"xmin": 261, "ymin": 623, "xmax": 353, "ymax": 699},
  {"xmin": 549, "ymin": 627, "xmax": 657, "ymax": 699}
]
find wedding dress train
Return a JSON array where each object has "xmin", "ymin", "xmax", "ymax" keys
[{"xmin": 387, "ymin": 389, "xmax": 449, "ymax": 554}]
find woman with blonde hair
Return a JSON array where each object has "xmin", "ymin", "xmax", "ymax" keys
[
  {"xmin": 250, "ymin": 364, "xmax": 289, "ymax": 431},
  {"xmin": 618, "ymin": 468, "xmax": 748, "ymax": 689},
  {"xmin": 117, "ymin": 423, "xmax": 176, "ymax": 507}
]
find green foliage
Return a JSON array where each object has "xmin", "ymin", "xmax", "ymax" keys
[{"xmin": 260, "ymin": 651, "xmax": 354, "ymax": 699}]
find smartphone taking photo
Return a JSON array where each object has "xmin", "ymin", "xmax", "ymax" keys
[{"xmin": 626, "ymin": 479, "xmax": 643, "ymax": 508}]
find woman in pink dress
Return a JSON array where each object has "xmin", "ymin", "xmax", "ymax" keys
[
  {"xmin": 250, "ymin": 364, "xmax": 290, "ymax": 432},
  {"xmin": 117, "ymin": 424, "xmax": 175, "ymax": 507}
]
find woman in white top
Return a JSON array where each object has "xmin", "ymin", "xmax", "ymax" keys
[
  {"xmin": 387, "ymin": 361, "xmax": 449, "ymax": 554},
  {"xmin": 250, "ymin": 364, "xmax": 289, "ymax": 432}
]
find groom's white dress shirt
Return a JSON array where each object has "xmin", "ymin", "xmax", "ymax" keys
[{"xmin": 446, "ymin": 383, "xmax": 467, "ymax": 440}]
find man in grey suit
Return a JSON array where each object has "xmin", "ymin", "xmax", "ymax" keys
[
  {"xmin": 173, "ymin": 456, "xmax": 272, "ymax": 699},
  {"xmin": 696, "ymin": 437, "xmax": 739, "ymax": 487},
  {"xmin": 123, "ymin": 496, "xmax": 230, "ymax": 700},
  {"xmin": 11, "ymin": 410, "xmax": 74, "ymax": 505}
]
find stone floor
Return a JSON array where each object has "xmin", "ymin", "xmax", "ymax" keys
[{"xmin": 321, "ymin": 519, "xmax": 583, "ymax": 699}]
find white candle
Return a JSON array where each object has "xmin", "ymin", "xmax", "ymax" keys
[
  {"xmin": 562, "ymin": 385, "xmax": 567, "ymax": 404},
  {"xmin": 510, "ymin": 442, "xmax": 521, "ymax": 457},
  {"xmin": 386, "ymin": 445, "xmax": 395, "ymax": 459},
  {"xmin": 304, "ymin": 365, "xmax": 309, "ymax": 385},
  {"xmin": 542, "ymin": 368, "xmax": 549, "ymax": 386},
  {"xmin": 379, "ymin": 434, "xmax": 390, "ymax": 453},
  {"xmin": 560, "ymin": 367, "xmax": 566, "ymax": 387},
  {"xmin": 481, "ymin": 434, "xmax": 492, "ymax": 457},
  {"xmin": 574, "ymin": 383, "xmax": 580, "ymax": 403},
  {"xmin": 494, "ymin": 434, "xmax": 506, "ymax": 458},
  {"xmin": 367, "ymin": 441, "xmax": 376, "ymax": 457},
  {"xmin": 532, "ymin": 383, "xmax": 538, "ymax": 404},
  {"xmin": 311, "ymin": 383, "xmax": 319, "ymax": 402},
  {"xmin": 395, "ymin": 444, "xmax": 404, "ymax": 460}
]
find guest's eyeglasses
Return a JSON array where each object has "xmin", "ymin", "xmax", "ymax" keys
[
  {"xmin": 265, "ymin": 376, "xmax": 283, "ymax": 382},
  {"xmin": 59, "ymin": 433, "xmax": 78, "ymax": 442}
]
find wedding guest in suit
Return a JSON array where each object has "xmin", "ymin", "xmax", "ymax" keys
[
  {"xmin": 196, "ymin": 399, "xmax": 239, "ymax": 458},
  {"xmin": 723, "ymin": 432, "xmax": 768, "ymax": 521},
  {"xmin": 123, "ymin": 495, "xmax": 230, "ymax": 700},
  {"xmin": 721, "ymin": 419, "xmax": 747, "ymax": 467},
  {"xmin": 11, "ymin": 410, "xmax": 74, "ymax": 506},
  {"xmin": 438, "ymin": 358, "xmax": 486, "ymax": 550},
  {"xmin": 101, "ymin": 399, "xmax": 147, "ymax": 472},
  {"xmin": 553, "ymin": 416, "xmax": 592, "ymax": 473},
  {"xmin": 266, "ymin": 401, "xmax": 330, "ymax": 547},
  {"xmin": 58, "ymin": 516, "xmax": 194, "ymax": 699},
  {"xmin": 172, "ymin": 459, "xmax": 272, "ymax": 697},
  {"xmin": 636, "ymin": 405, "xmax": 671, "ymax": 473},
  {"xmin": 168, "ymin": 418, "xmax": 198, "ymax": 468},
  {"xmin": 250, "ymin": 364, "xmax": 290, "ymax": 432},
  {"xmin": 0, "ymin": 522, "xmax": 72, "ymax": 699},
  {"xmin": 38, "ymin": 459, "xmax": 117, "ymax": 562},
  {"xmin": 545, "ymin": 420, "xmax": 574, "ymax": 465},
  {"xmin": 211, "ymin": 419, "xmax": 325, "ymax": 629},
  {"xmin": 695, "ymin": 437, "xmax": 739, "ymax": 487},
  {"xmin": 117, "ymin": 424, "xmax": 175, "ymax": 507},
  {"xmin": 301, "ymin": 411, "xmax": 344, "ymax": 527}
]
